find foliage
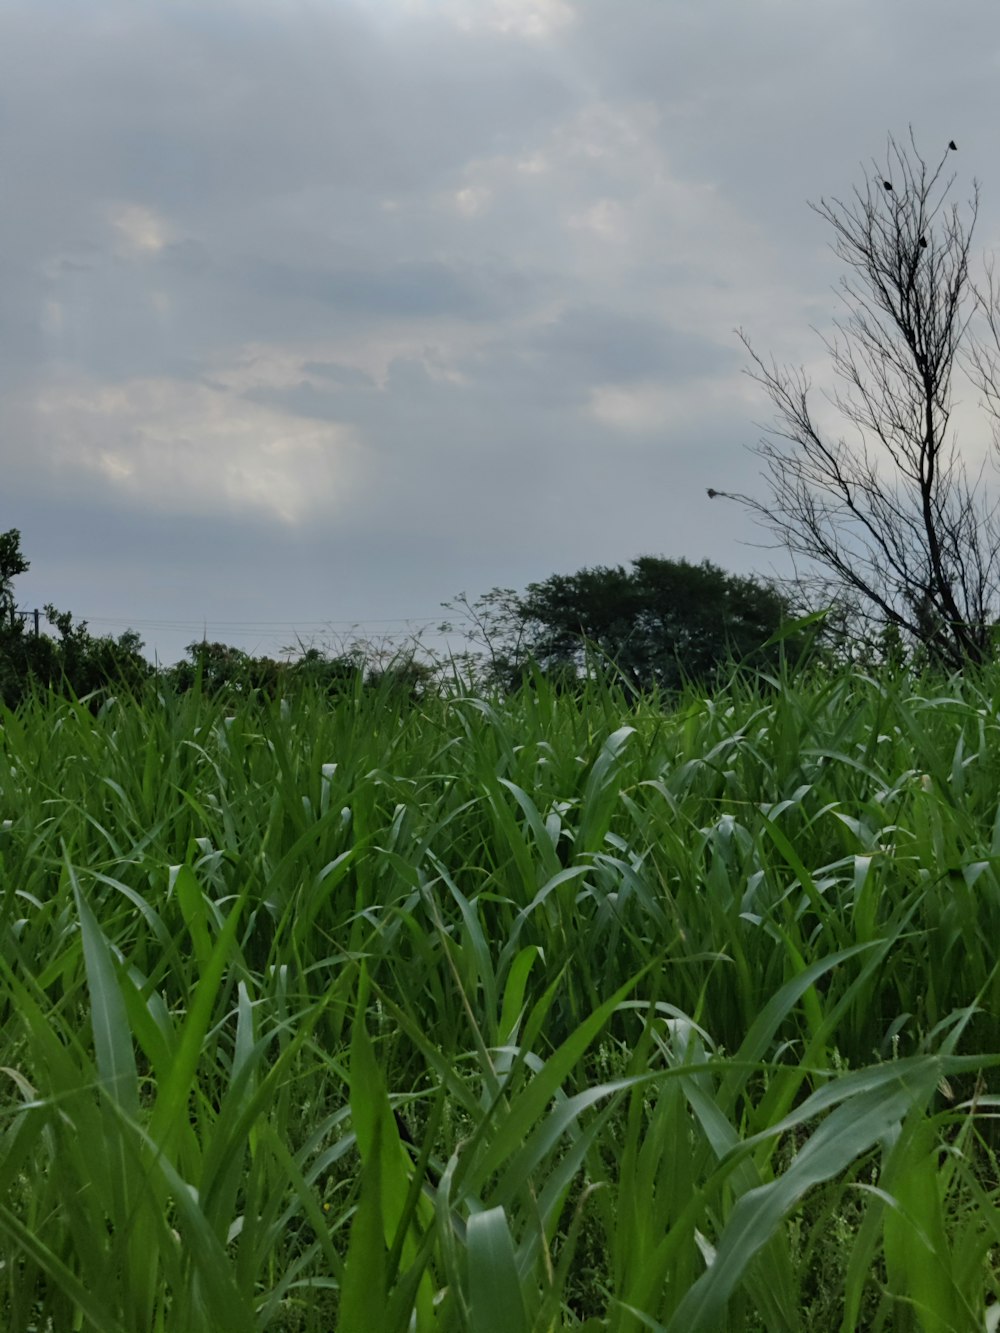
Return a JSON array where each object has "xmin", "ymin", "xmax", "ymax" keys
[
  {"xmin": 41, "ymin": 604, "xmax": 151, "ymax": 698},
  {"xmin": 519, "ymin": 555, "xmax": 798, "ymax": 691},
  {"xmin": 0, "ymin": 530, "xmax": 432, "ymax": 706},
  {"xmin": 0, "ymin": 531, "xmax": 152, "ymax": 707},
  {"xmin": 446, "ymin": 558, "xmax": 799, "ymax": 692},
  {"xmin": 165, "ymin": 640, "xmax": 286, "ymax": 696},
  {"xmin": 440, "ymin": 587, "xmax": 533, "ymax": 690},
  {"xmin": 284, "ymin": 644, "xmax": 364, "ymax": 695},
  {"xmin": 1, "ymin": 662, "xmax": 1000, "ymax": 1327},
  {"xmin": 0, "ymin": 530, "xmax": 29, "ymax": 628},
  {"xmin": 729, "ymin": 132, "xmax": 1000, "ymax": 669},
  {"xmin": 164, "ymin": 640, "xmax": 434, "ymax": 701}
]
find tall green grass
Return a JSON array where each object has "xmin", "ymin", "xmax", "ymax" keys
[{"xmin": 1, "ymin": 663, "xmax": 999, "ymax": 1329}]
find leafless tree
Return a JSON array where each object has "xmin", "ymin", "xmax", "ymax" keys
[
  {"xmin": 439, "ymin": 587, "xmax": 532, "ymax": 689},
  {"xmin": 715, "ymin": 132, "xmax": 1000, "ymax": 667}
]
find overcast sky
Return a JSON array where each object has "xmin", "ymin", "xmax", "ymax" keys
[{"xmin": 4, "ymin": 0, "xmax": 998, "ymax": 665}]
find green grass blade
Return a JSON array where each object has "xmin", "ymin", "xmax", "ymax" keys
[{"xmin": 466, "ymin": 1206, "xmax": 530, "ymax": 1333}]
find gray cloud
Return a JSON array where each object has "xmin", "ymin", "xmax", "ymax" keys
[{"xmin": 246, "ymin": 257, "xmax": 523, "ymax": 321}]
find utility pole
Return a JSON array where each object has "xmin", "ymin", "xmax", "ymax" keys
[{"xmin": 14, "ymin": 607, "xmax": 40, "ymax": 635}]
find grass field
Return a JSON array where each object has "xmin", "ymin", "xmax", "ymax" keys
[{"xmin": 2, "ymin": 662, "xmax": 1000, "ymax": 1331}]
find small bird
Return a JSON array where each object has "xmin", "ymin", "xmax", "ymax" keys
[
  {"xmin": 883, "ymin": 180, "xmax": 893, "ymax": 192},
  {"xmin": 707, "ymin": 488, "xmax": 718, "ymax": 499},
  {"xmin": 919, "ymin": 236, "xmax": 928, "ymax": 248},
  {"xmin": 949, "ymin": 139, "xmax": 958, "ymax": 151}
]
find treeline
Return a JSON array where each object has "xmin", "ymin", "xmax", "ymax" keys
[
  {"xmin": 0, "ymin": 527, "xmax": 825, "ymax": 710},
  {"xmin": 0, "ymin": 623, "xmax": 432, "ymax": 713},
  {"xmin": 0, "ymin": 530, "xmax": 436, "ymax": 710}
]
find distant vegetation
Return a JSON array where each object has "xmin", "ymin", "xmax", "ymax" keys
[
  {"xmin": 0, "ymin": 529, "xmax": 433, "ymax": 709},
  {"xmin": 442, "ymin": 556, "xmax": 803, "ymax": 693},
  {"xmin": 0, "ymin": 529, "xmax": 152, "ymax": 709},
  {"xmin": 1, "ymin": 530, "xmax": 805, "ymax": 707}
]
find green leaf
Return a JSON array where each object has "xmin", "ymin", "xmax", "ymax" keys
[
  {"xmin": 467, "ymin": 1206, "xmax": 529, "ymax": 1333},
  {"xmin": 667, "ymin": 1063, "xmax": 940, "ymax": 1332},
  {"xmin": 350, "ymin": 998, "xmax": 426, "ymax": 1246},
  {"xmin": 71, "ymin": 865, "xmax": 139, "ymax": 1118},
  {"xmin": 0, "ymin": 1203, "xmax": 130, "ymax": 1333},
  {"xmin": 171, "ymin": 862, "xmax": 214, "ymax": 975},
  {"xmin": 497, "ymin": 945, "xmax": 540, "ymax": 1044},
  {"xmin": 147, "ymin": 887, "xmax": 246, "ymax": 1162},
  {"xmin": 465, "ymin": 967, "xmax": 646, "ymax": 1194},
  {"xmin": 340, "ymin": 1115, "xmax": 388, "ymax": 1326}
]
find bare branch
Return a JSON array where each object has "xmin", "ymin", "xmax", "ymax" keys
[{"xmin": 729, "ymin": 132, "xmax": 999, "ymax": 667}]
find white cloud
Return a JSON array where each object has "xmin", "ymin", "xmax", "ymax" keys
[
  {"xmin": 589, "ymin": 382, "xmax": 674, "ymax": 432},
  {"xmin": 516, "ymin": 151, "xmax": 548, "ymax": 175},
  {"xmin": 454, "ymin": 184, "xmax": 492, "ymax": 217},
  {"xmin": 476, "ymin": 0, "xmax": 575, "ymax": 39},
  {"xmin": 400, "ymin": 0, "xmax": 574, "ymax": 39},
  {"xmin": 568, "ymin": 198, "xmax": 627, "ymax": 242},
  {"xmin": 553, "ymin": 100, "xmax": 661, "ymax": 165},
  {"xmin": 589, "ymin": 375, "xmax": 753, "ymax": 435},
  {"xmin": 33, "ymin": 375, "xmax": 363, "ymax": 524},
  {"xmin": 109, "ymin": 204, "xmax": 171, "ymax": 257}
]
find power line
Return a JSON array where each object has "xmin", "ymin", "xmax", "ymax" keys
[{"xmin": 79, "ymin": 615, "xmax": 447, "ymax": 629}]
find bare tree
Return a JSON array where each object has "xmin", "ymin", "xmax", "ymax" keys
[
  {"xmin": 439, "ymin": 588, "xmax": 532, "ymax": 690},
  {"xmin": 715, "ymin": 132, "xmax": 1000, "ymax": 667}
]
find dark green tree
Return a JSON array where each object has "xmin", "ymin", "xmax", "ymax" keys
[
  {"xmin": 166, "ymin": 641, "xmax": 283, "ymax": 696},
  {"xmin": 0, "ymin": 529, "xmax": 40, "ymax": 705},
  {"xmin": 447, "ymin": 558, "xmax": 798, "ymax": 693},
  {"xmin": 517, "ymin": 557, "xmax": 795, "ymax": 692},
  {"xmin": 285, "ymin": 645, "xmax": 362, "ymax": 695},
  {"xmin": 0, "ymin": 529, "xmax": 151, "ymax": 707},
  {"xmin": 42, "ymin": 605, "xmax": 151, "ymax": 699},
  {"xmin": 0, "ymin": 529, "xmax": 29, "ymax": 629}
]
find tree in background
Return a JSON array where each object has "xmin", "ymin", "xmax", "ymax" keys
[
  {"xmin": 722, "ymin": 132, "xmax": 1000, "ymax": 669},
  {"xmin": 0, "ymin": 530, "xmax": 33, "ymax": 705},
  {"xmin": 167, "ymin": 641, "xmax": 283, "ymax": 696},
  {"xmin": 0, "ymin": 529, "xmax": 151, "ymax": 708},
  {"xmin": 0, "ymin": 530, "xmax": 29, "ymax": 630},
  {"xmin": 446, "ymin": 558, "xmax": 796, "ymax": 693},
  {"xmin": 165, "ymin": 638, "xmax": 434, "ymax": 700},
  {"xmin": 520, "ymin": 557, "xmax": 794, "ymax": 692},
  {"xmin": 40, "ymin": 605, "xmax": 150, "ymax": 700},
  {"xmin": 0, "ymin": 529, "xmax": 437, "ymax": 707},
  {"xmin": 0, "ymin": 528, "xmax": 789, "ymax": 707},
  {"xmin": 439, "ymin": 587, "xmax": 533, "ymax": 690}
]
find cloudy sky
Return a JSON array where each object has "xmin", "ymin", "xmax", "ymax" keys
[{"xmin": 4, "ymin": 0, "xmax": 998, "ymax": 665}]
